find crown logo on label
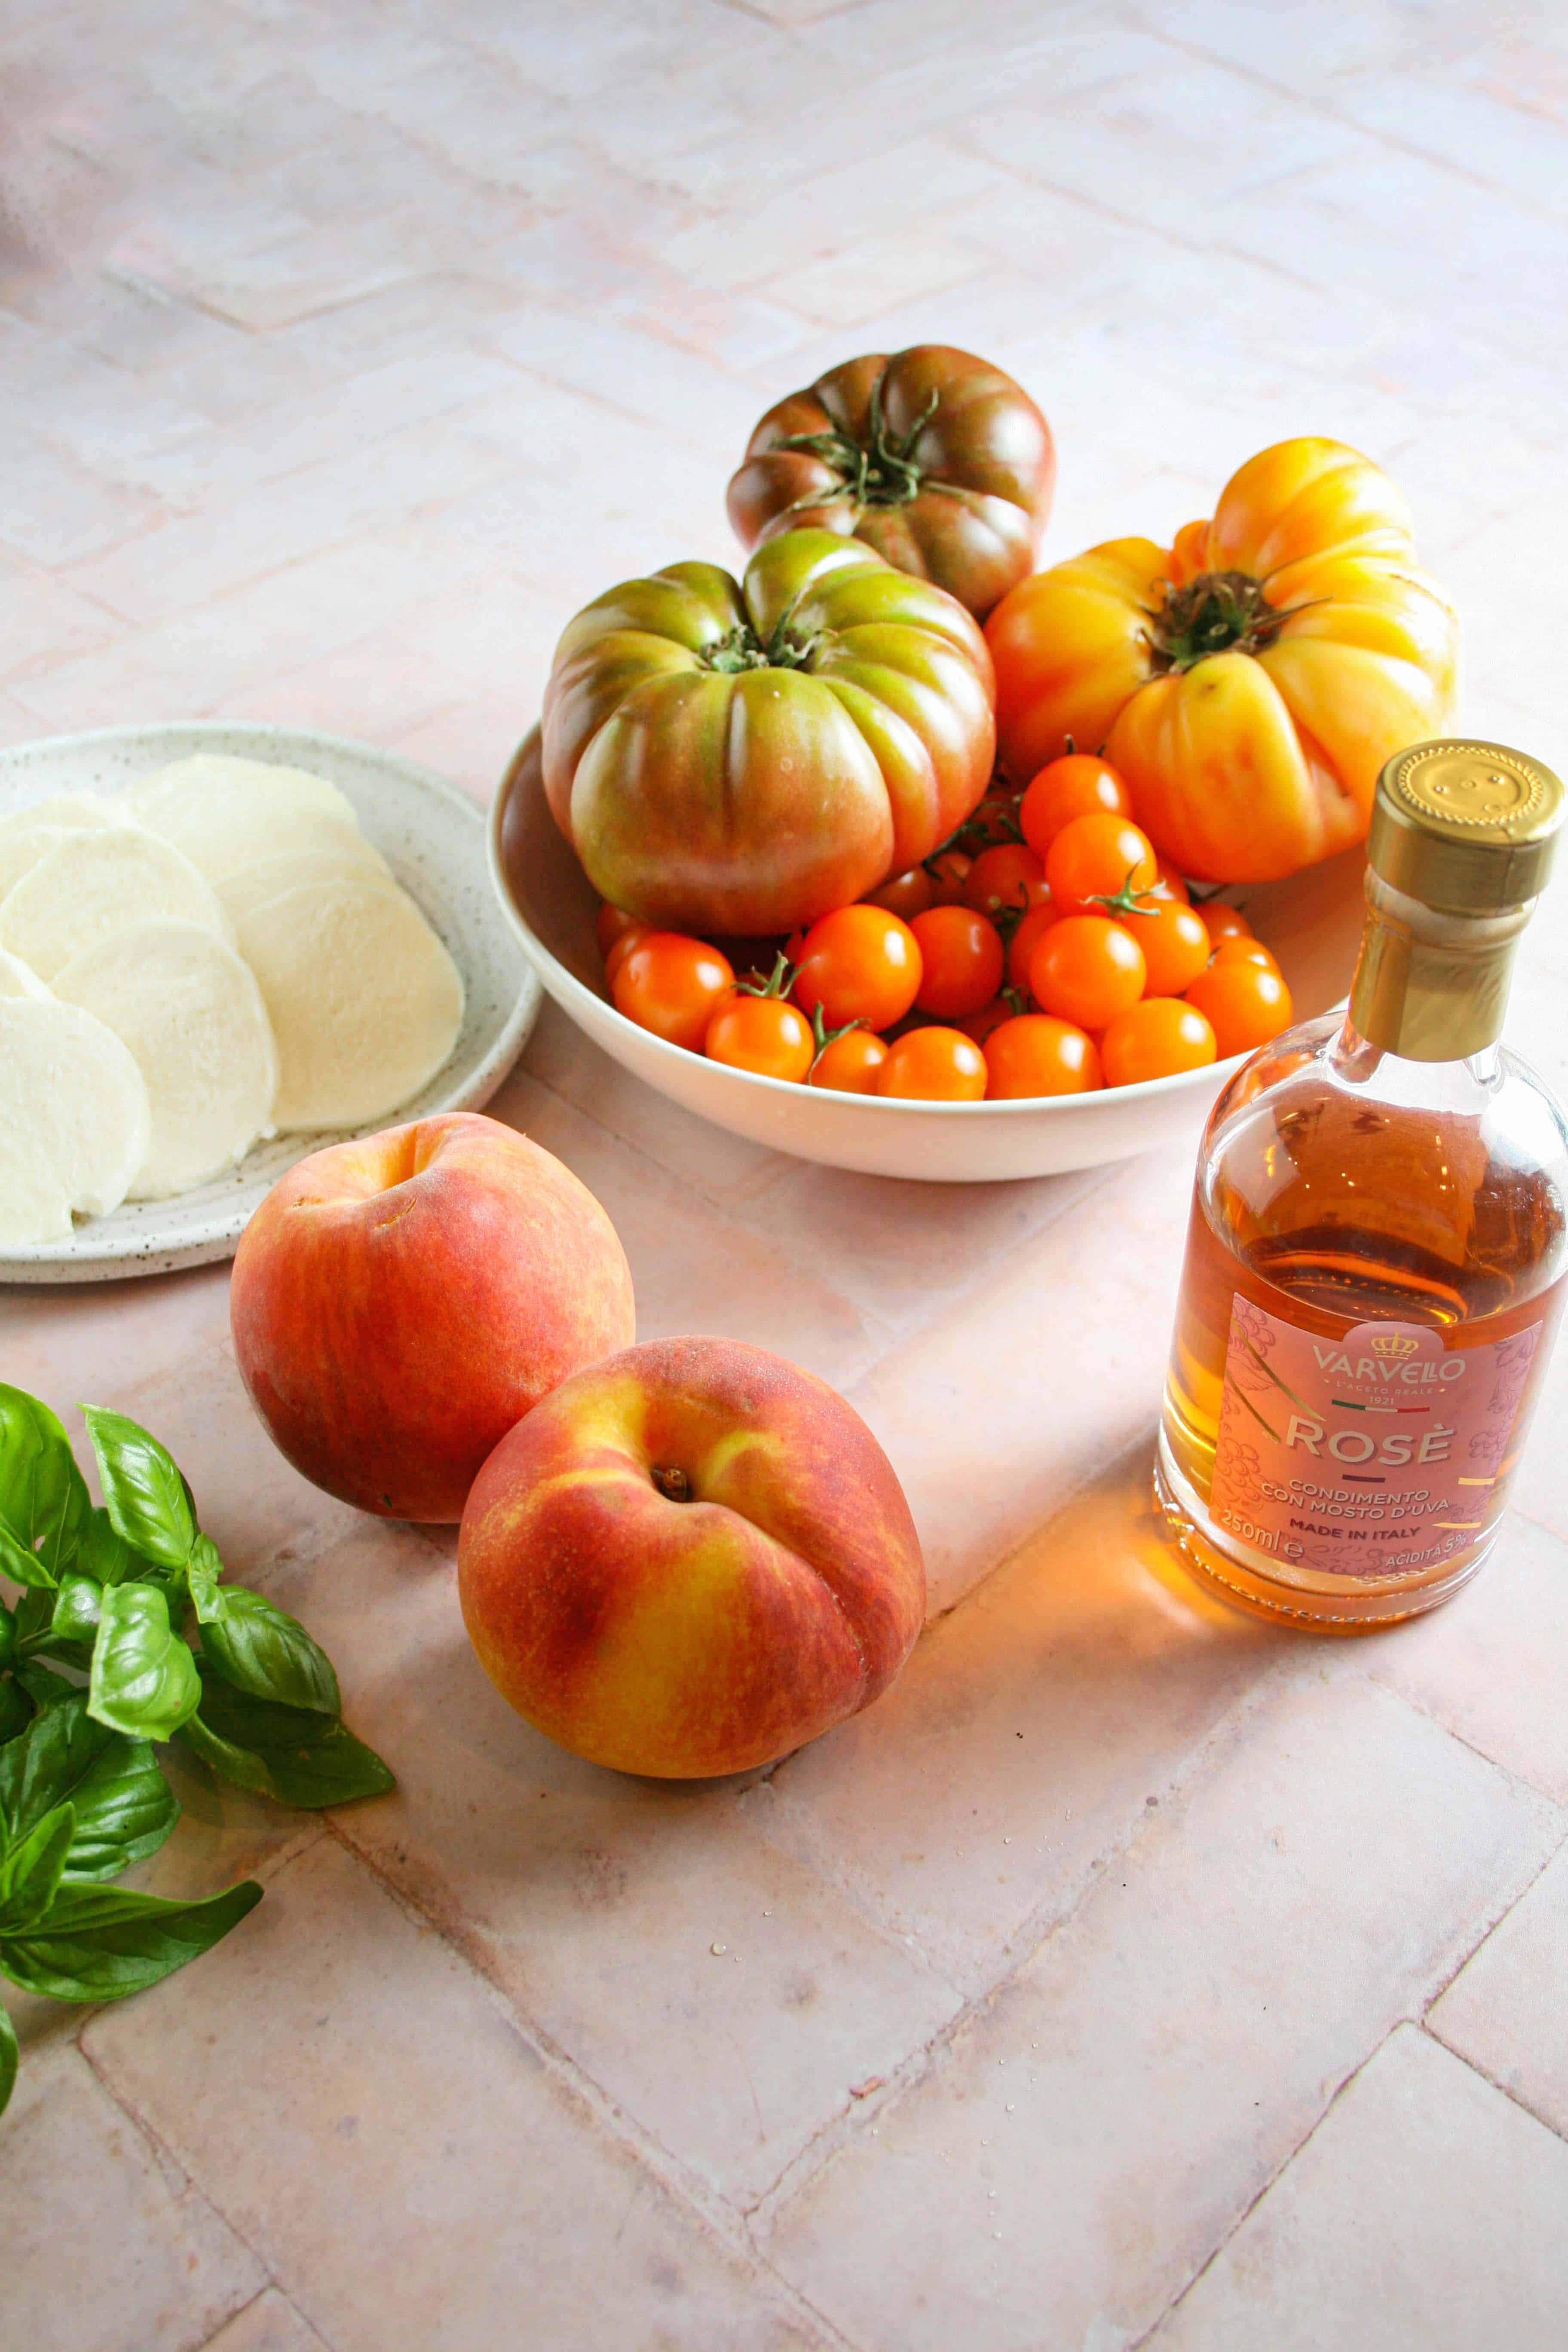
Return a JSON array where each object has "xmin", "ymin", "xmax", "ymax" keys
[{"xmin": 1370, "ymin": 1332, "xmax": 1420, "ymax": 1359}]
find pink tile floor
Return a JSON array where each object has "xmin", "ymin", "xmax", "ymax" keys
[{"xmin": 4, "ymin": 2, "xmax": 1568, "ymax": 2343}]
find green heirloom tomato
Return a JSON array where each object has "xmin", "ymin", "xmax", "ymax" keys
[
  {"xmin": 541, "ymin": 529, "xmax": 995, "ymax": 939},
  {"xmin": 727, "ymin": 346, "xmax": 1054, "ymax": 621}
]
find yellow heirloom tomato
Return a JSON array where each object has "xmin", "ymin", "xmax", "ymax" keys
[{"xmin": 985, "ymin": 439, "xmax": 1459, "ymax": 883}]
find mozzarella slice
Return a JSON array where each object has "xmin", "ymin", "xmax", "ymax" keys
[
  {"xmin": 0, "ymin": 1129, "xmax": 73, "ymax": 1250},
  {"xmin": 120, "ymin": 754, "xmax": 359, "ymax": 879},
  {"xmin": 214, "ymin": 829, "xmax": 395, "ymax": 925},
  {"xmin": 53, "ymin": 921, "xmax": 279, "ymax": 1200},
  {"xmin": 236, "ymin": 881, "xmax": 464, "ymax": 1130},
  {"xmin": 0, "ymin": 794, "xmax": 126, "ymax": 842},
  {"xmin": 0, "ymin": 945, "xmax": 50, "ymax": 999},
  {"xmin": 0, "ymin": 823, "xmax": 78, "ymax": 906},
  {"xmin": 0, "ymin": 998, "xmax": 150, "ymax": 1227},
  {"xmin": 0, "ymin": 826, "xmax": 229, "ymax": 984}
]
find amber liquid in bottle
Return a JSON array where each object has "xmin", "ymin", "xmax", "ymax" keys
[
  {"xmin": 1156, "ymin": 1022, "xmax": 1568, "ymax": 1626},
  {"xmin": 1155, "ymin": 738, "xmax": 1568, "ymax": 1630}
]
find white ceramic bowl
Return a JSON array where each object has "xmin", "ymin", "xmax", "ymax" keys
[
  {"xmin": 490, "ymin": 728, "xmax": 1366, "ymax": 1183},
  {"xmin": 1, "ymin": 721, "xmax": 539, "ymax": 1282}
]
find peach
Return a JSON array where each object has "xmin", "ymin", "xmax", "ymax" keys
[
  {"xmin": 457, "ymin": 1335, "xmax": 925, "ymax": 1778},
  {"xmin": 230, "ymin": 1112, "xmax": 635, "ymax": 1522}
]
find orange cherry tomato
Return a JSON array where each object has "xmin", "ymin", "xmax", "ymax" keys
[
  {"xmin": 603, "ymin": 924, "xmax": 651, "ymax": 986},
  {"xmin": 596, "ymin": 903, "xmax": 643, "ymax": 956},
  {"xmin": 1210, "ymin": 935, "xmax": 1281, "ymax": 974},
  {"xmin": 963, "ymin": 842, "xmax": 1048, "ymax": 918},
  {"xmin": 925, "ymin": 848, "xmax": 973, "ymax": 905},
  {"xmin": 1030, "ymin": 914, "xmax": 1146, "ymax": 1031},
  {"xmin": 1185, "ymin": 961, "xmax": 1293, "ymax": 1057},
  {"xmin": 612, "ymin": 933, "xmax": 735, "ymax": 1051},
  {"xmin": 1134, "ymin": 901, "xmax": 1211, "ymax": 997},
  {"xmin": 1197, "ymin": 900, "xmax": 1253, "ymax": 945},
  {"xmin": 864, "ymin": 866, "xmax": 935, "ymax": 921},
  {"xmin": 983, "ymin": 1014, "xmax": 1102, "ymax": 1098},
  {"xmin": 910, "ymin": 905, "xmax": 1005, "ymax": 1018},
  {"xmin": 1019, "ymin": 753, "xmax": 1132, "ymax": 858},
  {"xmin": 1005, "ymin": 899, "xmax": 1061, "ymax": 995},
  {"xmin": 877, "ymin": 1026, "xmax": 988, "ymax": 1101},
  {"xmin": 1044, "ymin": 812, "xmax": 1158, "ymax": 919},
  {"xmin": 704, "ymin": 993, "xmax": 814, "ymax": 1081},
  {"xmin": 968, "ymin": 789, "xmax": 1026, "ymax": 848},
  {"xmin": 956, "ymin": 994, "xmax": 1023, "ymax": 1046},
  {"xmin": 1101, "ymin": 997, "xmax": 1217, "ymax": 1086},
  {"xmin": 794, "ymin": 904, "xmax": 922, "ymax": 1032},
  {"xmin": 1149, "ymin": 859, "xmax": 1190, "ymax": 905},
  {"xmin": 809, "ymin": 1026, "xmax": 889, "ymax": 1093}
]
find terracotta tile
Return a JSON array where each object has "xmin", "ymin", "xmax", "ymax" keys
[
  {"xmin": 762, "ymin": 231, "xmax": 988, "ymax": 328},
  {"xmin": 749, "ymin": 1455, "xmax": 1279, "ymax": 1992},
  {"xmin": 842, "ymin": 1150, "xmax": 1194, "ymax": 1611},
  {"xmin": 1150, "ymin": 2028, "xmax": 1568, "ymax": 2351},
  {"xmin": 1428, "ymin": 1841, "xmax": 1568, "ymax": 2136},
  {"xmin": 289, "ymin": 1522, "xmax": 959, "ymax": 2202},
  {"xmin": 1365, "ymin": 1516, "xmax": 1568, "ymax": 1804},
  {"xmin": 85, "ymin": 1837, "xmax": 827, "ymax": 2352},
  {"xmin": 198, "ymin": 2291, "xmax": 331, "ymax": 2352},
  {"xmin": 0, "ymin": 1260, "xmax": 233, "ymax": 1413},
  {"xmin": 0, "ymin": 2043, "xmax": 265, "ymax": 2352},
  {"xmin": 766, "ymin": 1676, "xmax": 1559, "ymax": 2351}
]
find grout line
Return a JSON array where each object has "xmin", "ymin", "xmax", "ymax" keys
[{"xmin": 1420, "ymin": 2017, "xmax": 1568, "ymax": 2154}]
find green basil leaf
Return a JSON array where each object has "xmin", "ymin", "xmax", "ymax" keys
[
  {"xmin": 79, "ymin": 1406, "xmax": 196, "ymax": 1572},
  {"xmin": 185, "ymin": 1533, "xmax": 224, "ymax": 1622},
  {"xmin": 0, "ymin": 1998, "xmax": 15, "ymax": 2116},
  {"xmin": 12, "ymin": 1662, "xmax": 76, "ymax": 1712},
  {"xmin": 0, "ymin": 1386, "xmax": 89, "ymax": 1586},
  {"xmin": 76, "ymin": 1506, "xmax": 153, "ymax": 1588},
  {"xmin": 0, "ymin": 1801, "xmax": 76, "ymax": 1933},
  {"xmin": 182, "ymin": 1672, "xmax": 393, "ymax": 1809},
  {"xmin": 0, "ymin": 1691, "xmax": 177, "ymax": 1880},
  {"xmin": 0, "ymin": 1877, "xmax": 261, "ymax": 2001},
  {"xmin": 200, "ymin": 1588, "xmax": 340, "ymax": 1716},
  {"xmin": 0, "ymin": 1596, "xmax": 13, "ymax": 1671},
  {"xmin": 87, "ymin": 1586, "xmax": 200, "ymax": 1742},
  {"xmin": 50, "ymin": 1574, "xmax": 102, "ymax": 1648},
  {"xmin": 0, "ymin": 1676, "xmax": 31, "ymax": 1746}
]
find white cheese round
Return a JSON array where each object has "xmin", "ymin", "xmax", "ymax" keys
[
  {"xmin": 119, "ymin": 754, "xmax": 359, "ymax": 880},
  {"xmin": 0, "ymin": 826, "xmax": 230, "ymax": 984},
  {"xmin": 0, "ymin": 998, "xmax": 150, "ymax": 1229}
]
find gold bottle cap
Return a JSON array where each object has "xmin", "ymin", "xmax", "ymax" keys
[{"xmin": 1369, "ymin": 738, "xmax": 1563, "ymax": 913}]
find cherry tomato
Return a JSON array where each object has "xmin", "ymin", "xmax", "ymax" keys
[
  {"xmin": 809, "ymin": 1027, "xmax": 889, "ymax": 1093},
  {"xmin": 925, "ymin": 848, "xmax": 972, "ymax": 905},
  {"xmin": 1134, "ymin": 901, "xmax": 1211, "ymax": 998},
  {"xmin": 1150, "ymin": 859, "xmax": 1190, "ymax": 905},
  {"xmin": 877, "ymin": 1026, "xmax": 988, "ymax": 1100},
  {"xmin": 1101, "ymin": 998, "xmax": 1217, "ymax": 1087},
  {"xmin": 983, "ymin": 1014, "xmax": 1102, "ymax": 1098},
  {"xmin": 603, "ymin": 924, "xmax": 651, "ymax": 986},
  {"xmin": 864, "ymin": 867, "xmax": 935, "ymax": 920},
  {"xmin": 704, "ymin": 993, "xmax": 813, "ymax": 1081},
  {"xmin": 1185, "ymin": 961, "xmax": 1293, "ymax": 1057},
  {"xmin": 1030, "ymin": 913, "xmax": 1146, "ymax": 1031},
  {"xmin": 1210, "ymin": 935, "xmax": 1281, "ymax": 975},
  {"xmin": 1197, "ymin": 900, "xmax": 1252, "ymax": 945},
  {"xmin": 612, "ymin": 934, "xmax": 735, "ymax": 1051},
  {"xmin": 963, "ymin": 842, "xmax": 1048, "ymax": 918},
  {"xmin": 1004, "ymin": 899, "xmax": 1061, "ymax": 995},
  {"xmin": 910, "ymin": 905, "xmax": 1005, "ymax": 1018},
  {"xmin": 968, "ymin": 789, "xmax": 1026, "ymax": 848},
  {"xmin": 596, "ymin": 903, "xmax": 643, "ymax": 957},
  {"xmin": 1019, "ymin": 754, "xmax": 1132, "ymax": 858},
  {"xmin": 1044, "ymin": 812, "xmax": 1158, "ymax": 919},
  {"xmin": 785, "ymin": 929, "xmax": 808, "ymax": 964},
  {"xmin": 793, "ymin": 904, "xmax": 922, "ymax": 1032},
  {"xmin": 956, "ymin": 994, "xmax": 1023, "ymax": 1046}
]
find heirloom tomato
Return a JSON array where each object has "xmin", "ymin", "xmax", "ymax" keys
[
  {"xmin": 728, "ymin": 346, "xmax": 1055, "ymax": 619},
  {"xmin": 543, "ymin": 530, "xmax": 995, "ymax": 938},
  {"xmin": 986, "ymin": 438, "xmax": 1459, "ymax": 882}
]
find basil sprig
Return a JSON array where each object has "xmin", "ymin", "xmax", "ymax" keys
[{"xmin": 0, "ymin": 1381, "xmax": 394, "ymax": 2115}]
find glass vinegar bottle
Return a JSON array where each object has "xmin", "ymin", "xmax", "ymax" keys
[{"xmin": 1155, "ymin": 739, "xmax": 1568, "ymax": 1629}]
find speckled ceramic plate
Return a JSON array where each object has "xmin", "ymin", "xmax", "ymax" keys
[{"xmin": 0, "ymin": 722, "xmax": 539, "ymax": 1283}]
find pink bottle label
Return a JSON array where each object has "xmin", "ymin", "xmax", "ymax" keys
[{"xmin": 1208, "ymin": 1298, "xmax": 1545, "ymax": 1581}]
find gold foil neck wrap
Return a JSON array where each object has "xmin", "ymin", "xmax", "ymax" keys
[
  {"xmin": 1349, "ymin": 873, "xmax": 1528, "ymax": 1059},
  {"xmin": 1369, "ymin": 739, "xmax": 1563, "ymax": 912}
]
